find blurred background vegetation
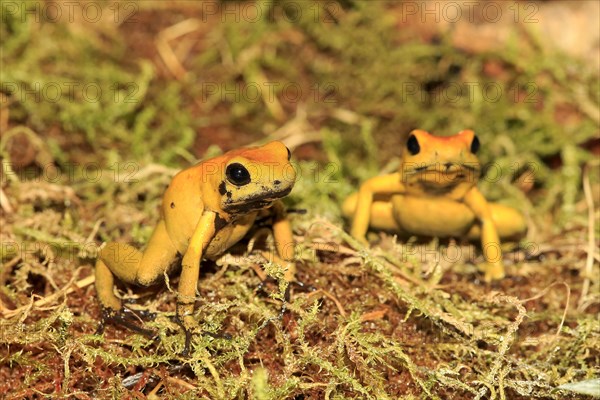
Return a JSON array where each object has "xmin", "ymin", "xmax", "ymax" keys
[
  {"xmin": 1, "ymin": 0, "xmax": 598, "ymax": 398},
  {"xmin": 3, "ymin": 1, "xmax": 598, "ymax": 218}
]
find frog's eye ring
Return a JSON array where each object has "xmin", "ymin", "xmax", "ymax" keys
[
  {"xmin": 470, "ymin": 135, "xmax": 480, "ymax": 154},
  {"xmin": 226, "ymin": 163, "xmax": 251, "ymax": 186},
  {"xmin": 406, "ymin": 134, "xmax": 420, "ymax": 155}
]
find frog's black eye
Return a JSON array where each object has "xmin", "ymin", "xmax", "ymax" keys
[
  {"xmin": 470, "ymin": 135, "xmax": 480, "ymax": 154},
  {"xmin": 406, "ymin": 134, "xmax": 420, "ymax": 155},
  {"xmin": 286, "ymin": 147, "xmax": 292, "ymax": 161},
  {"xmin": 226, "ymin": 163, "xmax": 251, "ymax": 186}
]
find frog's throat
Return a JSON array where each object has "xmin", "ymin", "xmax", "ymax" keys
[{"xmin": 417, "ymin": 180, "xmax": 470, "ymax": 195}]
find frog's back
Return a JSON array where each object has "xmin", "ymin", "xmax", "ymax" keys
[{"xmin": 162, "ymin": 166, "xmax": 206, "ymax": 254}]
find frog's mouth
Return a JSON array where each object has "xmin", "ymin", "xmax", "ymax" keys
[
  {"xmin": 223, "ymin": 187, "xmax": 293, "ymax": 213},
  {"xmin": 407, "ymin": 163, "xmax": 480, "ymax": 184}
]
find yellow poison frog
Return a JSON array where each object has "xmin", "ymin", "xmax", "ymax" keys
[
  {"xmin": 342, "ymin": 129, "xmax": 526, "ymax": 281},
  {"xmin": 95, "ymin": 141, "xmax": 296, "ymax": 349}
]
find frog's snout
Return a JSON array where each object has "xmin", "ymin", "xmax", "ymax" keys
[
  {"xmin": 275, "ymin": 180, "xmax": 295, "ymax": 196},
  {"xmin": 273, "ymin": 177, "xmax": 294, "ymax": 188}
]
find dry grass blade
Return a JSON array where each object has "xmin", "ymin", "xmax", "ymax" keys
[
  {"xmin": 0, "ymin": 187, "xmax": 13, "ymax": 214},
  {"xmin": 578, "ymin": 164, "xmax": 597, "ymax": 311},
  {"xmin": 156, "ymin": 18, "xmax": 203, "ymax": 80}
]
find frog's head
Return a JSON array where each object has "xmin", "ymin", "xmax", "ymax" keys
[
  {"xmin": 400, "ymin": 129, "xmax": 481, "ymax": 196},
  {"xmin": 216, "ymin": 141, "xmax": 296, "ymax": 214}
]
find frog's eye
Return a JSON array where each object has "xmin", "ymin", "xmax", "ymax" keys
[
  {"xmin": 406, "ymin": 134, "xmax": 420, "ymax": 155},
  {"xmin": 226, "ymin": 163, "xmax": 251, "ymax": 186},
  {"xmin": 286, "ymin": 147, "xmax": 292, "ymax": 161},
  {"xmin": 470, "ymin": 135, "xmax": 480, "ymax": 154}
]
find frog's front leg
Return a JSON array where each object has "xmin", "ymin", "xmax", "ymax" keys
[
  {"xmin": 95, "ymin": 219, "xmax": 179, "ymax": 335},
  {"xmin": 268, "ymin": 200, "xmax": 296, "ymax": 282},
  {"xmin": 176, "ymin": 210, "xmax": 217, "ymax": 354},
  {"xmin": 343, "ymin": 194, "xmax": 402, "ymax": 233},
  {"xmin": 464, "ymin": 188, "xmax": 504, "ymax": 281},
  {"xmin": 343, "ymin": 173, "xmax": 405, "ymax": 243}
]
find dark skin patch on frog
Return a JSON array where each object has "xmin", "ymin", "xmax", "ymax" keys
[
  {"xmin": 218, "ymin": 181, "xmax": 227, "ymax": 196},
  {"xmin": 214, "ymin": 213, "xmax": 228, "ymax": 232}
]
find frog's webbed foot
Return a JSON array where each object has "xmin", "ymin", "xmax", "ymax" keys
[
  {"xmin": 96, "ymin": 306, "xmax": 158, "ymax": 340},
  {"xmin": 122, "ymin": 299, "xmax": 158, "ymax": 320},
  {"xmin": 174, "ymin": 314, "xmax": 198, "ymax": 357}
]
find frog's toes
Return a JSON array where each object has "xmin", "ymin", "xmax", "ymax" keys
[
  {"xmin": 121, "ymin": 300, "xmax": 158, "ymax": 320},
  {"xmin": 289, "ymin": 279, "xmax": 315, "ymax": 292},
  {"xmin": 129, "ymin": 308, "xmax": 157, "ymax": 320},
  {"xmin": 283, "ymin": 279, "xmax": 315, "ymax": 301},
  {"xmin": 255, "ymin": 276, "xmax": 278, "ymax": 296},
  {"xmin": 479, "ymin": 263, "xmax": 506, "ymax": 282},
  {"xmin": 175, "ymin": 315, "xmax": 201, "ymax": 356},
  {"xmin": 98, "ymin": 306, "xmax": 158, "ymax": 339}
]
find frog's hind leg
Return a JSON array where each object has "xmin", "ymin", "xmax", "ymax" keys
[
  {"xmin": 95, "ymin": 219, "xmax": 180, "ymax": 315},
  {"xmin": 342, "ymin": 193, "xmax": 400, "ymax": 232},
  {"xmin": 466, "ymin": 203, "xmax": 527, "ymax": 241},
  {"xmin": 368, "ymin": 201, "xmax": 401, "ymax": 231}
]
